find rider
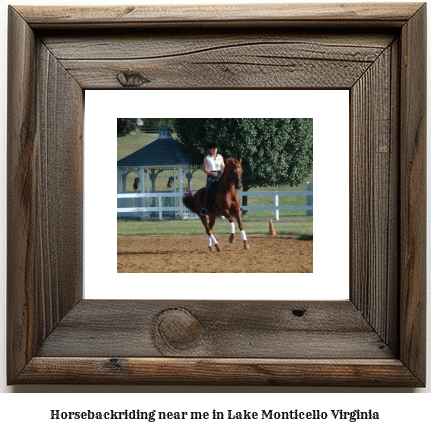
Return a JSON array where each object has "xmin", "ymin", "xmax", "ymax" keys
[{"xmin": 200, "ymin": 142, "xmax": 225, "ymax": 215}]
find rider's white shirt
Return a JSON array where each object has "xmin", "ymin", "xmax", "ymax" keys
[{"xmin": 206, "ymin": 154, "xmax": 223, "ymax": 171}]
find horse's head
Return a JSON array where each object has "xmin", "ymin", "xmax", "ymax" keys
[{"xmin": 225, "ymin": 158, "xmax": 243, "ymax": 189}]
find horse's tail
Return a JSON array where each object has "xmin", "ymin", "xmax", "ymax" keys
[{"xmin": 182, "ymin": 189, "xmax": 198, "ymax": 214}]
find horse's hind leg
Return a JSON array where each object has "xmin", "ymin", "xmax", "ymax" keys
[{"xmin": 208, "ymin": 214, "xmax": 221, "ymax": 252}]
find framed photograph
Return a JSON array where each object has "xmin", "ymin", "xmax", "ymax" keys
[
  {"xmin": 86, "ymin": 90, "xmax": 348, "ymax": 300},
  {"xmin": 7, "ymin": 3, "xmax": 426, "ymax": 386}
]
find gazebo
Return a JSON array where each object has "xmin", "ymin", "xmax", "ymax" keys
[{"xmin": 117, "ymin": 125, "xmax": 200, "ymax": 219}]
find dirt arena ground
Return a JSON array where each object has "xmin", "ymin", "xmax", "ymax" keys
[{"xmin": 118, "ymin": 235, "xmax": 313, "ymax": 273}]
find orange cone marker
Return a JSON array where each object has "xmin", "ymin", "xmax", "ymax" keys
[{"xmin": 268, "ymin": 219, "xmax": 277, "ymax": 236}]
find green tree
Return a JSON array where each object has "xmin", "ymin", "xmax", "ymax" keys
[
  {"xmin": 173, "ymin": 118, "xmax": 313, "ymax": 213},
  {"xmin": 141, "ymin": 118, "xmax": 176, "ymax": 129},
  {"xmin": 117, "ymin": 118, "xmax": 137, "ymax": 137}
]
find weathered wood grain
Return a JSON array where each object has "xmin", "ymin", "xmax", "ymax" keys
[
  {"xmin": 7, "ymin": 6, "xmax": 83, "ymax": 382},
  {"xmin": 399, "ymin": 3, "xmax": 427, "ymax": 385},
  {"xmin": 350, "ymin": 45, "xmax": 399, "ymax": 347},
  {"xmin": 36, "ymin": 300, "xmax": 394, "ymax": 359},
  {"xmin": 60, "ymin": 47, "xmax": 383, "ymax": 89},
  {"xmin": 41, "ymin": 31, "xmax": 395, "ymax": 60},
  {"xmin": 15, "ymin": 358, "xmax": 423, "ymax": 386},
  {"xmin": 7, "ymin": 3, "xmax": 427, "ymax": 386},
  {"xmin": 40, "ymin": 31, "xmax": 395, "ymax": 89},
  {"xmin": 7, "ymin": 6, "xmax": 38, "ymax": 382},
  {"xmin": 35, "ymin": 40, "xmax": 84, "ymax": 334},
  {"xmin": 16, "ymin": 3, "xmax": 424, "ymax": 29},
  {"xmin": 60, "ymin": 57, "xmax": 371, "ymax": 89}
]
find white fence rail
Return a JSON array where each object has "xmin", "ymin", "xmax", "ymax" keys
[
  {"xmin": 117, "ymin": 188, "xmax": 313, "ymax": 221},
  {"xmin": 117, "ymin": 192, "xmax": 191, "ymax": 220}
]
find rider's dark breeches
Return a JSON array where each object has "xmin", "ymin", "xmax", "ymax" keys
[{"xmin": 205, "ymin": 175, "xmax": 218, "ymax": 196}]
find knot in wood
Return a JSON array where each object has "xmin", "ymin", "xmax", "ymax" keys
[
  {"xmin": 108, "ymin": 358, "xmax": 123, "ymax": 369},
  {"xmin": 116, "ymin": 71, "xmax": 150, "ymax": 87},
  {"xmin": 292, "ymin": 308, "xmax": 306, "ymax": 317},
  {"xmin": 154, "ymin": 308, "xmax": 203, "ymax": 351}
]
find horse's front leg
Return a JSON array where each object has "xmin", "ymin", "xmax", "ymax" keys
[
  {"xmin": 217, "ymin": 209, "xmax": 236, "ymax": 244},
  {"xmin": 200, "ymin": 214, "xmax": 221, "ymax": 252},
  {"xmin": 228, "ymin": 218, "xmax": 236, "ymax": 244},
  {"xmin": 232, "ymin": 209, "xmax": 250, "ymax": 250},
  {"xmin": 220, "ymin": 210, "xmax": 249, "ymax": 249}
]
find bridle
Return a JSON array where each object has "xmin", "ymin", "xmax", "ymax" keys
[{"xmin": 220, "ymin": 162, "xmax": 242, "ymax": 189}]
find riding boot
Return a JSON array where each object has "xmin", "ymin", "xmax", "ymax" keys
[{"xmin": 200, "ymin": 192, "xmax": 209, "ymax": 215}]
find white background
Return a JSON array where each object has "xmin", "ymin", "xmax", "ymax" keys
[
  {"xmin": 85, "ymin": 90, "xmax": 349, "ymax": 300},
  {"xmin": 1, "ymin": 0, "xmax": 430, "ymax": 428}
]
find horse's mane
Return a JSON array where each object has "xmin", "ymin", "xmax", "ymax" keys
[{"xmin": 225, "ymin": 157, "xmax": 240, "ymax": 166}]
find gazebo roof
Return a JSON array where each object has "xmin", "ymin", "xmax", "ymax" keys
[{"xmin": 117, "ymin": 125, "xmax": 196, "ymax": 168}]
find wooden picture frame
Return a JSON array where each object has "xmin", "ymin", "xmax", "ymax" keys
[{"xmin": 7, "ymin": 3, "xmax": 426, "ymax": 386}]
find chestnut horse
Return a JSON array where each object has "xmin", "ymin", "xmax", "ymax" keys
[{"xmin": 182, "ymin": 158, "xmax": 250, "ymax": 251}]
